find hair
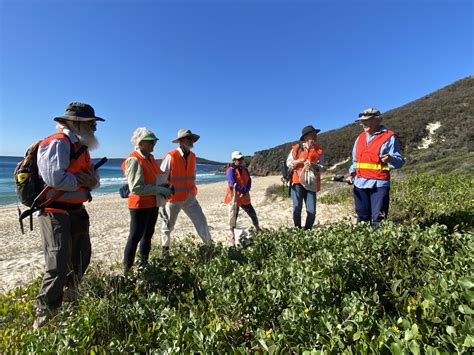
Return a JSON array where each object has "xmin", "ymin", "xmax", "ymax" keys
[{"xmin": 131, "ymin": 127, "xmax": 155, "ymax": 147}]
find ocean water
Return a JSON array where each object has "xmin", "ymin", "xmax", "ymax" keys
[{"xmin": 0, "ymin": 156, "xmax": 226, "ymax": 207}]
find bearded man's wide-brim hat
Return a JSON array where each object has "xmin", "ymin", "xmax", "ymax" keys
[{"xmin": 54, "ymin": 102, "xmax": 106, "ymax": 122}]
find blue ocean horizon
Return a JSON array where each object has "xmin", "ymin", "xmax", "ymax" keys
[{"xmin": 0, "ymin": 156, "xmax": 226, "ymax": 207}]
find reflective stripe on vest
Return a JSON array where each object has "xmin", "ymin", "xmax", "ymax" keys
[
  {"xmin": 40, "ymin": 133, "xmax": 92, "ymax": 204},
  {"xmin": 291, "ymin": 144, "xmax": 323, "ymax": 192},
  {"xmin": 224, "ymin": 167, "xmax": 251, "ymax": 206},
  {"xmin": 167, "ymin": 149, "xmax": 197, "ymax": 202},
  {"xmin": 355, "ymin": 130, "xmax": 395, "ymax": 180},
  {"xmin": 122, "ymin": 151, "xmax": 162, "ymax": 209}
]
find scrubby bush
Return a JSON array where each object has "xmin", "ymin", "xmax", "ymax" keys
[{"xmin": 1, "ymin": 222, "xmax": 473, "ymax": 353}]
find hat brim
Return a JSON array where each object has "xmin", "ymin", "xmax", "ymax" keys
[
  {"xmin": 299, "ymin": 129, "xmax": 321, "ymax": 141},
  {"xmin": 172, "ymin": 133, "xmax": 200, "ymax": 144},
  {"xmin": 54, "ymin": 115, "xmax": 105, "ymax": 122},
  {"xmin": 354, "ymin": 115, "xmax": 382, "ymax": 122}
]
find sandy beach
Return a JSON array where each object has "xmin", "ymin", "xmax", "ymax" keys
[{"xmin": 0, "ymin": 176, "xmax": 352, "ymax": 292}]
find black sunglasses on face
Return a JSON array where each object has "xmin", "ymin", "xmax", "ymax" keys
[{"xmin": 358, "ymin": 112, "xmax": 380, "ymax": 118}]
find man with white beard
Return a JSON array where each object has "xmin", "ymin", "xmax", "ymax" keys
[{"xmin": 34, "ymin": 102, "xmax": 106, "ymax": 329}]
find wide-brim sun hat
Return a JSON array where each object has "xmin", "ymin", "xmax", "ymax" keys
[
  {"xmin": 231, "ymin": 151, "xmax": 244, "ymax": 160},
  {"xmin": 355, "ymin": 107, "xmax": 381, "ymax": 122},
  {"xmin": 172, "ymin": 129, "xmax": 200, "ymax": 143},
  {"xmin": 299, "ymin": 125, "xmax": 321, "ymax": 141},
  {"xmin": 54, "ymin": 102, "xmax": 106, "ymax": 122}
]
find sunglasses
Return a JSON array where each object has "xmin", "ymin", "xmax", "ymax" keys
[{"xmin": 358, "ymin": 112, "xmax": 380, "ymax": 118}]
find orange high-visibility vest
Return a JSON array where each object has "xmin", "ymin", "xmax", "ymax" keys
[
  {"xmin": 224, "ymin": 166, "xmax": 251, "ymax": 206},
  {"xmin": 122, "ymin": 150, "xmax": 162, "ymax": 209},
  {"xmin": 41, "ymin": 133, "xmax": 93, "ymax": 204},
  {"xmin": 166, "ymin": 149, "xmax": 197, "ymax": 202},
  {"xmin": 291, "ymin": 144, "xmax": 323, "ymax": 192},
  {"xmin": 355, "ymin": 130, "xmax": 395, "ymax": 180}
]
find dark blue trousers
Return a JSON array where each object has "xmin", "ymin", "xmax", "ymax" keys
[{"xmin": 353, "ymin": 186, "xmax": 390, "ymax": 225}]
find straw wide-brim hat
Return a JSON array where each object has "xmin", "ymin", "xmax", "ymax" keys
[
  {"xmin": 172, "ymin": 129, "xmax": 200, "ymax": 143},
  {"xmin": 54, "ymin": 102, "xmax": 105, "ymax": 122}
]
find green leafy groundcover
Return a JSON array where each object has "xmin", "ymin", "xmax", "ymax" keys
[{"xmin": 1, "ymin": 223, "xmax": 473, "ymax": 353}]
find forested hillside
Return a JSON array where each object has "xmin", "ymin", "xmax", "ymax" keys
[{"xmin": 249, "ymin": 76, "xmax": 474, "ymax": 176}]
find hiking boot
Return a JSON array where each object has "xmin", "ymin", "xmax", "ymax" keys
[
  {"xmin": 62, "ymin": 287, "xmax": 78, "ymax": 303},
  {"xmin": 162, "ymin": 246, "xmax": 171, "ymax": 260},
  {"xmin": 33, "ymin": 308, "xmax": 57, "ymax": 330}
]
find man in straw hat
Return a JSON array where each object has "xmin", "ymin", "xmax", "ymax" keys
[
  {"xmin": 34, "ymin": 102, "xmax": 106, "ymax": 329},
  {"xmin": 159, "ymin": 129, "xmax": 212, "ymax": 258},
  {"xmin": 286, "ymin": 125, "xmax": 324, "ymax": 230},
  {"xmin": 346, "ymin": 108, "xmax": 405, "ymax": 228}
]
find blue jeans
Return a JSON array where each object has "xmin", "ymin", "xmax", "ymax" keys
[
  {"xmin": 291, "ymin": 184, "xmax": 316, "ymax": 229},
  {"xmin": 353, "ymin": 186, "xmax": 390, "ymax": 227}
]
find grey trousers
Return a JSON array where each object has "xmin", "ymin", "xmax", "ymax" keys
[
  {"xmin": 36, "ymin": 207, "xmax": 91, "ymax": 312},
  {"xmin": 161, "ymin": 194, "xmax": 212, "ymax": 247}
]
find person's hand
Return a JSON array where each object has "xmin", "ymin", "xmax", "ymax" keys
[
  {"xmin": 303, "ymin": 160, "xmax": 312, "ymax": 170},
  {"xmin": 346, "ymin": 175, "xmax": 353, "ymax": 185},
  {"xmin": 292, "ymin": 159, "xmax": 303, "ymax": 168},
  {"xmin": 380, "ymin": 154, "xmax": 391, "ymax": 164},
  {"xmin": 156, "ymin": 185, "xmax": 173, "ymax": 198},
  {"xmin": 75, "ymin": 170, "xmax": 98, "ymax": 188}
]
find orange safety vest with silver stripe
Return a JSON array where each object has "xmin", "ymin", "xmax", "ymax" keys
[
  {"xmin": 291, "ymin": 144, "xmax": 323, "ymax": 192},
  {"xmin": 166, "ymin": 149, "xmax": 197, "ymax": 202},
  {"xmin": 41, "ymin": 133, "xmax": 93, "ymax": 204},
  {"xmin": 122, "ymin": 150, "xmax": 162, "ymax": 209},
  {"xmin": 355, "ymin": 130, "xmax": 395, "ymax": 180},
  {"xmin": 223, "ymin": 166, "xmax": 251, "ymax": 206}
]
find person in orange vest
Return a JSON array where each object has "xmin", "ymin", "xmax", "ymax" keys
[
  {"xmin": 224, "ymin": 151, "xmax": 260, "ymax": 245},
  {"xmin": 122, "ymin": 128, "xmax": 174, "ymax": 273},
  {"xmin": 346, "ymin": 108, "xmax": 405, "ymax": 228},
  {"xmin": 34, "ymin": 102, "xmax": 106, "ymax": 329},
  {"xmin": 160, "ymin": 129, "xmax": 212, "ymax": 258},
  {"xmin": 286, "ymin": 125, "xmax": 324, "ymax": 230}
]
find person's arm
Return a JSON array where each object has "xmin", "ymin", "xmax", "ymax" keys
[
  {"xmin": 159, "ymin": 154, "xmax": 172, "ymax": 182},
  {"xmin": 37, "ymin": 138, "xmax": 78, "ymax": 191},
  {"xmin": 380, "ymin": 136, "xmax": 405, "ymax": 169},
  {"xmin": 226, "ymin": 167, "xmax": 236, "ymax": 189},
  {"xmin": 126, "ymin": 157, "xmax": 172, "ymax": 197},
  {"xmin": 346, "ymin": 138, "xmax": 359, "ymax": 184}
]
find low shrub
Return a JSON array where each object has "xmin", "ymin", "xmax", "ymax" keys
[{"xmin": 1, "ymin": 223, "xmax": 473, "ymax": 353}]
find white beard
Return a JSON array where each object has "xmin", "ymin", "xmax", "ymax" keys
[{"xmin": 69, "ymin": 126, "xmax": 99, "ymax": 150}]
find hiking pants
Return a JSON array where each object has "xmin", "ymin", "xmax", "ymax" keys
[
  {"xmin": 161, "ymin": 194, "xmax": 212, "ymax": 247},
  {"xmin": 123, "ymin": 206, "xmax": 159, "ymax": 271},
  {"xmin": 291, "ymin": 183, "xmax": 316, "ymax": 229},
  {"xmin": 36, "ymin": 207, "xmax": 91, "ymax": 312},
  {"xmin": 228, "ymin": 203, "xmax": 259, "ymax": 230},
  {"xmin": 353, "ymin": 185, "xmax": 390, "ymax": 226}
]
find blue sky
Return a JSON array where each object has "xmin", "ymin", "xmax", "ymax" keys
[{"xmin": 0, "ymin": 0, "xmax": 472, "ymax": 162}]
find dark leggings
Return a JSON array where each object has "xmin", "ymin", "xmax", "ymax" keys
[
  {"xmin": 123, "ymin": 207, "xmax": 159, "ymax": 270},
  {"xmin": 236, "ymin": 204, "xmax": 259, "ymax": 227}
]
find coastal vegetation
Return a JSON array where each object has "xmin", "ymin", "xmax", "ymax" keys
[{"xmin": 1, "ymin": 173, "xmax": 472, "ymax": 353}]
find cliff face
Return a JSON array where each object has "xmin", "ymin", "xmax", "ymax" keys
[{"xmin": 249, "ymin": 76, "xmax": 474, "ymax": 176}]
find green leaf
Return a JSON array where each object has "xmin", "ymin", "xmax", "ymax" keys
[
  {"xmin": 409, "ymin": 340, "xmax": 420, "ymax": 355},
  {"xmin": 458, "ymin": 278, "xmax": 474, "ymax": 290},
  {"xmin": 390, "ymin": 342, "xmax": 403, "ymax": 355},
  {"xmin": 446, "ymin": 326, "xmax": 456, "ymax": 336},
  {"xmin": 458, "ymin": 304, "xmax": 474, "ymax": 315},
  {"xmin": 353, "ymin": 331, "xmax": 361, "ymax": 341}
]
